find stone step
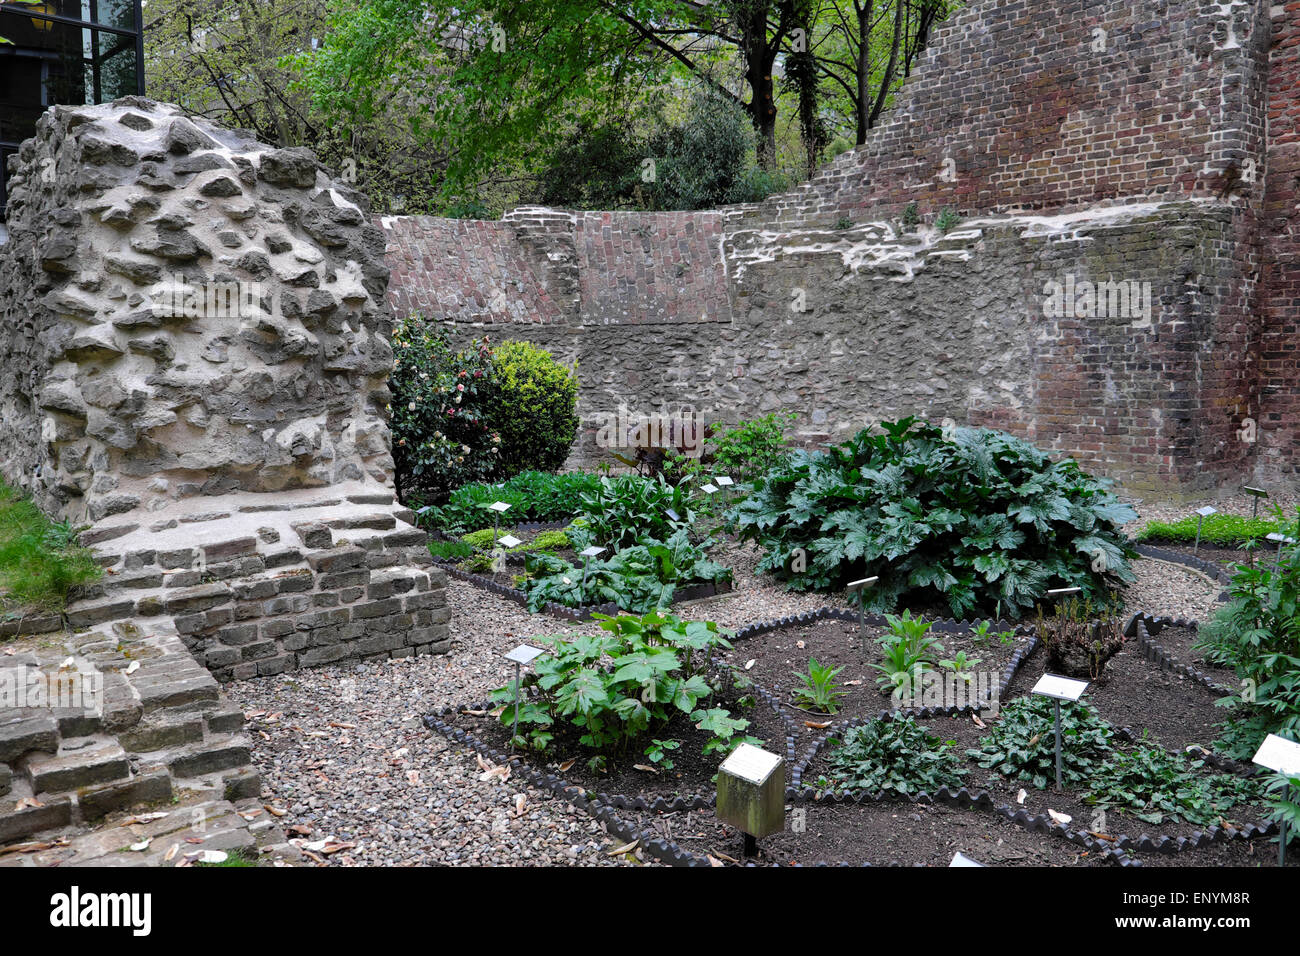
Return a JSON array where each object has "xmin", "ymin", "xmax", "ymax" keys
[
  {"xmin": 0, "ymin": 794, "xmax": 73, "ymax": 846},
  {"xmin": 140, "ymin": 732, "xmax": 253, "ymax": 782},
  {"xmin": 19, "ymin": 737, "xmax": 130, "ymax": 794},
  {"xmin": 0, "ymin": 715, "xmax": 59, "ymax": 765}
]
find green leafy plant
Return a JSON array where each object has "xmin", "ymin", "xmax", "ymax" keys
[
  {"xmin": 484, "ymin": 340, "xmax": 579, "ymax": 479},
  {"xmin": 791, "ymin": 658, "xmax": 847, "ymax": 714},
  {"xmin": 488, "ymin": 611, "xmax": 756, "ymax": 763},
  {"xmin": 967, "ymin": 696, "xmax": 1115, "ymax": 790},
  {"xmin": 1262, "ymin": 770, "xmax": 1300, "ymax": 847},
  {"xmin": 574, "ymin": 473, "xmax": 695, "ymax": 550},
  {"xmin": 870, "ymin": 611, "xmax": 944, "ymax": 694},
  {"xmin": 900, "ymin": 201, "xmax": 920, "ymax": 231},
  {"xmin": 520, "ymin": 529, "xmax": 730, "ymax": 613},
  {"xmin": 1194, "ymin": 507, "xmax": 1300, "ymax": 758},
  {"xmin": 460, "ymin": 527, "xmax": 501, "ymax": 549},
  {"xmin": 1083, "ymin": 741, "xmax": 1260, "ymax": 826},
  {"xmin": 727, "ymin": 418, "xmax": 1136, "ymax": 617},
  {"xmin": 819, "ymin": 714, "xmax": 967, "ymax": 795},
  {"xmin": 935, "ymin": 207, "xmax": 960, "ymax": 233},
  {"xmin": 645, "ymin": 738, "xmax": 681, "ymax": 770},
  {"xmin": 708, "ymin": 413, "xmax": 796, "ymax": 487},
  {"xmin": 938, "ymin": 650, "xmax": 982, "ymax": 682},
  {"xmin": 521, "ymin": 530, "xmax": 571, "ymax": 553}
]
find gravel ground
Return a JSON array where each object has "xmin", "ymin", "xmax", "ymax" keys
[{"xmin": 228, "ymin": 525, "xmax": 1229, "ymax": 867}]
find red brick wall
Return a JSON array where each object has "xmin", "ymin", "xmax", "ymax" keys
[{"xmin": 1260, "ymin": 2, "xmax": 1300, "ymax": 477}]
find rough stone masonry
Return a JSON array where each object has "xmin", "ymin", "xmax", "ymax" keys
[
  {"xmin": 382, "ymin": 0, "xmax": 1300, "ymax": 497},
  {"xmin": 0, "ymin": 99, "xmax": 448, "ymax": 680}
]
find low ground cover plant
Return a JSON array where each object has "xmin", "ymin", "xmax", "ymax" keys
[
  {"xmin": 0, "ymin": 483, "xmax": 101, "ymax": 611},
  {"xmin": 727, "ymin": 417, "xmax": 1136, "ymax": 618},
  {"xmin": 520, "ymin": 529, "xmax": 730, "ymax": 613},
  {"xmin": 818, "ymin": 714, "xmax": 967, "ymax": 794},
  {"xmin": 1136, "ymin": 513, "xmax": 1284, "ymax": 547},
  {"xmin": 489, "ymin": 611, "xmax": 758, "ymax": 771},
  {"xmin": 1194, "ymin": 507, "xmax": 1300, "ymax": 759},
  {"xmin": 967, "ymin": 698, "xmax": 1261, "ymax": 825},
  {"xmin": 420, "ymin": 470, "xmax": 601, "ymax": 532}
]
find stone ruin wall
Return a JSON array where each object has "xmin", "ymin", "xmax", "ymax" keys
[
  {"xmin": 382, "ymin": 0, "xmax": 1300, "ymax": 497},
  {"xmin": 0, "ymin": 100, "xmax": 449, "ymax": 683}
]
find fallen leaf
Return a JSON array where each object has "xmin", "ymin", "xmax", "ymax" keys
[
  {"xmin": 607, "ymin": 840, "xmax": 638, "ymax": 856},
  {"xmin": 124, "ymin": 660, "xmax": 140, "ymax": 675},
  {"xmin": 844, "ymin": 680, "xmax": 862, "ymax": 687},
  {"xmin": 1028, "ymin": 733, "xmax": 1041, "ymax": 747},
  {"xmin": 320, "ymin": 841, "xmax": 355, "ymax": 856},
  {"xmin": 744, "ymin": 659, "xmax": 756, "ymax": 671},
  {"xmin": 129, "ymin": 839, "xmax": 151, "ymax": 852},
  {"xmin": 514, "ymin": 793, "xmax": 527, "ymax": 817},
  {"xmin": 287, "ymin": 824, "xmax": 313, "ymax": 837},
  {"xmin": 119, "ymin": 812, "xmax": 168, "ymax": 826},
  {"xmin": 972, "ymin": 714, "xmax": 986, "ymax": 729},
  {"xmin": 164, "ymin": 844, "xmax": 180, "ymax": 862},
  {"xmin": 632, "ymin": 764, "xmax": 658, "ymax": 773},
  {"xmin": 796, "ymin": 640, "xmax": 805, "ymax": 649},
  {"xmin": 1089, "ymin": 832, "xmax": 1116, "ymax": 841},
  {"xmin": 185, "ymin": 837, "xmax": 205, "ymax": 844},
  {"xmin": 804, "ymin": 720, "xmax": 832, "ymax": 730},
  {"xmin": 707, "ymin": 855, "xmax": 724, "ymax": 867},
  {"xmin": 14, "ymin": 797, "xmax": 43, "ymax": 810},
  {"xmin": 406, "ymin": 770, "xmax": 421, "ymax": 785},
  {"xmin": 558, "ymin": 759, "xmax": 576, "ymax": 773},
  {"xmin": 1016, "ymin": 788, "xmax": 1027, "ymax": 805},
  {"xmin": 1047, "ymin": 809, "xmax": 1072, "ymax": 825},
  {"xmin": 329, "ymin": 721, "xmax": 356, "ymax": 730},
  {"xmin": 238, "ymin": 809, "xmax": 263, "ymax": 821},
  {"xmin": 714, "ymin": 851, "xmax": 739, "ymax": 864},
  {"xmin": 194, "ymin": 850, "xmax": 227, "ymax": 864}
]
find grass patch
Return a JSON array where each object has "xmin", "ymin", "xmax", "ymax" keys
[
  {"xmin": 1135, "ymin": 513, "xmax": 1285, "ymax": 546},
  {"xmin": 0, "ymin": 481, "xmax": 101, "ymax": 612},
  {"xmin": 196, "ymin": 847, "xmax": 258, "ymax": 867}
]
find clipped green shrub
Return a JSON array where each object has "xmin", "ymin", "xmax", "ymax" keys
[
  {"xmin": 727, "ymin": 418, "xmax": 1137, "ymax": 618},
  {"xmin": 485, "ymin": 341, "xmax": 579, "ymax": 478}
]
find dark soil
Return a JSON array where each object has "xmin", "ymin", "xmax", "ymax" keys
[
  {"xmin": 1004, "ymin": 640, "xmax": 1229, "ymax": 753},
  {"xmin": 626, "ymin": 800, "xmax": 1123, "ymax": 866},
  {"xmin": 720, "ymin": 618, "xmax": 1028, "ymax": 730},
  {"xmin": 445, "ymin": 679, "xmax": 790, "ymax": 801},
  {"xmin": 1145, "ymin": 624, "xmax": 1240, "ymax": 690}
]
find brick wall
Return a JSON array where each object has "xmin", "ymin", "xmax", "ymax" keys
[{"xmin": 379, "ymin": 0, "xmax": 1298, "ymax": 495}]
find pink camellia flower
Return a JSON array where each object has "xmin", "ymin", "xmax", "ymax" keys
[{"xmin": 456, "ymin": 383, "xmax": 465, "ymax": 392}]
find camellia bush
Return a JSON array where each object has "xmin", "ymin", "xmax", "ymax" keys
[
  {"xmin": 727, "ymin": 418, "xmax": 1137, "ymax": 618},
  {"xmin": 389, "ymin": 314, "xmax": 500, "ymax": 504}
]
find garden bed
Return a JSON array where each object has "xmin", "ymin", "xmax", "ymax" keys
[
  {"xmin": 1135, "ymin": 620, "xmax": 1239, "ymax": 692},
  {"xmin": 622, "ymin": 795, "xmax": 1131, "ymax": 867},
  {"xmin": 434, "ymin": 672, "xmax": 796, "ymax": 804},
  {"xmin": 719, "ymin": 611, "xmax": 1031, "ymax": 727}
]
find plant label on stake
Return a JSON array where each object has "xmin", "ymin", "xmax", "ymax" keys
[
  {"xmin": 488, "ymin": 501, "xmax": 511, "ymax": 547},
  {"xmin": 1193, "ymin": 505, "xmax": 1217, "ymax": 556},
  {"xmin": 949, "ymin": 851, "xmax": 985, "ymax": 867},
  {"xmin": 717, "ymin": 743, "xmax": 784, "ymax": 857},
  {"xmin": 1243, "ymin": 486, "xmax": 1268, "ymax": 522},
  {"xmin": 1252, "ymin": 733, "xmax": 1300, "ymax": 867},
  {"xmin": 498, "ymin": 534, "xmax": 522, "ymax": 549},
  {"xmin": 503, "ymin": 644, "xmax": 545, "ymax": 752},
  {"xmin": 1031, "ymin": 673, "xmax": 1089, "ymax": 791},
  {"xmin": 665, "ymin": 508, "xmax": 681, "ymax": 523},
  {"xmin": 715, "ymin": 475, "xmax": 734, "ymax": 507},
  {"xmin": 846, "ymin": 576, "xmax": 878, "ymax": 655},
  {"xmin": 700, "ymin": 483, "xmax": 719, "ymax": 495},
  {"xmin": 579, "ymin": 546, "xmax": 606, "ymax": 605},
  {"xmin": 1045, "ymin": 587, "xmax": 1083, "ymax": 599},
  {"xmin": 1266, "ymin": 532, "xmax": 1296, "ymax": 571}
]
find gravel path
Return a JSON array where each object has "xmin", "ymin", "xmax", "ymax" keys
[{"xmin": 228, "ymin": 525, "xmax": 1229, "ymax": 867}]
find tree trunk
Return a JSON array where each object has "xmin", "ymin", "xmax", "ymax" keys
[{"xmin": 854, "ymin": 0, "xmax": 872, "ymax": 144}]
